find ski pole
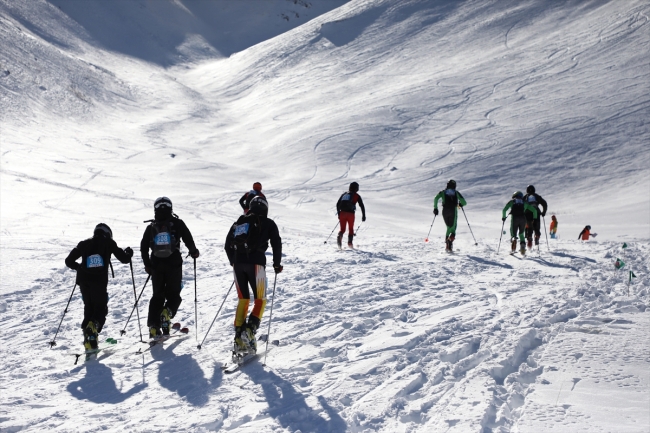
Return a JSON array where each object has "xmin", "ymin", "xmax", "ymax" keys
[
  {"xmin": 497, "ymin": 218, "xmax": 506, "ymax": 254},
  {"xmin": 324, "ymin": 221, "xmax": 339, "ymax": 244},
  {"xmin": 263, "ymin": 273, "xmax": 278, "ymax": 366},
  {"xmin": 120, "ymin": 275, "xmax": 150, "ymax": 336},
  {"xmin": 542, "ymin": 215, "xmax": 550, "ymax": 251},
  {"xmin": 461, "ymin": 207, "xmax": 478, "ymax": 245},
  {"xmin": 425, "ymin": 215, "xmax": 436, "ymax": 243},
  {"xmin": 49, "ymin": 283, "xmax": 77, "ymax": 348},
  {"xmin": 197, "ymin": 281, "xmax": 235, "ymax": 350},
  {"xmin": 129, "ymin": 261, "xmax": 144, "ymax": 342},
  {"xmin": 353, "ymin": 222, "xmax": 362, "ymax": 236},
  {"xmin": 194, "ymin": 257, "xmax": 198, "ymax": 342}
]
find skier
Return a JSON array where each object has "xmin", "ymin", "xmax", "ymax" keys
[
  {"xmin": 578, "ymin": 225, "xmax": 594, "ymax": 241},
  {"xmin": 523, "ymin": 185, "xmax": 548, "ymax": 249},
  {"xmin": 140, "ymin": 197, "xmax": 199, "ymax": 338},
  {"xmin": 65, "ymin": 223, "xmax": 133, "ymax": 350},
  {"xmin": 502, "ymin": 191, "xmax": 538, "ymax": 254},
  {"xmin": 336, "ymin": 182, "xmax": 366, "ymax": 249},
  {"xmin": 550, "ymin": 215, "xmax": 558, "ymax": 239},
  {"xmin": 225, "ymin": 196, "xmax": 283, "ymax": 355},
  {"xmin": 239, "ymin": 182, "xmax": 265, "ymax": 214},
  {"xmin": 433, "ymin": 179, "xmax": 466, "ymax": 252}
]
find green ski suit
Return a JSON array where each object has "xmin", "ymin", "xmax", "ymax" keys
[{"xmin": 434, "ymin": 189, "xmax": 467, "ymax": 239}]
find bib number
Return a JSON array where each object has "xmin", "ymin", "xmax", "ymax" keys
[
  {"xmin": 234, "ymin": 223, "xmax": 250, "ymax": 237},
  {"xmin": 87, "ymin": 254, "xmax": 104, "ymax": 268},
  {"xmin": 154, "ymin": 232, "xmax": 171, "ymax": 246}
]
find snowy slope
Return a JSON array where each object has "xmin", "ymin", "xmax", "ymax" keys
[{"xmin": 1, "ymin": 0, "xmax": 649, "ymax": 432}]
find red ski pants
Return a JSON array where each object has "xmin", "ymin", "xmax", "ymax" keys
[{"xmin": 339, "ymin": 211, "xmax": 355, "ymax": 236}]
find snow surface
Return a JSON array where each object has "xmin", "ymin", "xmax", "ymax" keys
[{"xmin": 1, "ymin": 0, "xmax": 649, "ymax": 431}]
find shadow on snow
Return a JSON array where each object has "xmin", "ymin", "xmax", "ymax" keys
[{"xmin": 67, "ymin": 361, "xmax": 146, "ymax": 404}]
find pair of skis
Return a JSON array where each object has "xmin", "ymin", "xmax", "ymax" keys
[
  {"xmin": 135, "ymin": 322, "xmax": 189, "ymax": 354},
  {"xmin": 221, "ymin": 335, "xmax": 280, "ymax": 373},
  {"xmin": 72, "ymin": 337, "xmax": 119, "ymax": 365}
]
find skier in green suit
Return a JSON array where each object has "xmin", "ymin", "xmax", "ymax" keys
[
  {"xmin": 502, "ymin": 191, "xmax": 538, "ymax": 254},
  {"xmin": 433, "ymin": 179, "xmax": 467, "ymax": 252}
]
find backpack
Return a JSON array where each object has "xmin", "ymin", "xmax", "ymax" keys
[
  {"xmin": 149, "ymin": 220, "xmax": 177, "ymax": 258},
  {"xmin": 339, "ymin": 192, "xmax": 356, "ymax": 213},
  {"xmin": 232, "ymin": 213, "xmax": 265, "ymax": 254},
  {"xmin": 443, "ymin": 189, "xmax": 458, "ymax": 209},
  {"xmin": 511, "ymin": 198, "xmax": 525, "ymax": 216}
]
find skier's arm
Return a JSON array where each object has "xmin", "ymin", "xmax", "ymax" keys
[
  {"xmin": 268, "ymin": 220, "xmax": 283, "ymax": 267},
  {"xmin": 224, "ymin": 225, "xmax": 235, "ymax": 266},
  {"xmin": 110, "ymin": 240, "xmax": 132, "ymax": 264},
  {"xmin": 239, "ymin": 193, "xmax": 248, "ymax": 210},
  {"xmin": 140, "ymin": 226, "xmax": 153, "ymax": 269},
  {"xmin": 538, "ymin": 195, "xmax": 548, "ymax": 216},
  {"xmin": 65, "ymin": 246, "xmax": 82, "ymax": 270},
  {"xmin": 578, "ymin": 229, "xmax": 585, "ymax": 239},
  {"xmin": 502, "ymin": 201, "xmax": 513, "ymax": 219},
  {"xmin": 457, "ymin": 192, "xmax": 467, "ymax": 207},
  {"xmin": 178, "ymin": 220, "xmax": 198, "ymax": 256},
  {"xmin": 357, "ymin": 196, "xmax": 366, "ymax": 219},
  {"xmin": 524, "ymin": 203, "xmax": 538, "ymax": 219},
  {"xmin": 433, "ymin": 191, "xmax": 443, "ymax": 210}
]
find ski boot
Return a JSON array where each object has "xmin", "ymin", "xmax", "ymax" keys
[
  {"xmin": 336, "ymin": 232, "xmax": 343, "ymax": 249},
  {"xmin": 527, "ymin": 238, "xmax": 533, "ymax": 249},
  {"xmin": 149, "ymin": 326, "xmax": 162, "ymax": 339},
  {"xmin": 233, "ymin": 326, "xmax": 248, "ymax": 354},
  {"xmin": 520, "ymin": 242, "xmax": 526, "ymax": 255},
  {"xmin": 347, "ymin": 235, "xmax": 354, "ymax": 249},
  {"xmin": 83, "ymin": 321, "xmax": 99, "ymax": 350},
  {"xmin": 160, "ymin": 307, "xmax": 172, "ymax": 336},
  {"xmin": 534, "ymin": 236, "xmax": 540, "ymax": 246},
  {"xmin": 241, "ymin": 322, "xmax": 258, "ymax": 354},
  {"xmin": 510, "ymin": 239, "xmax": 517, "ymax": 254},
  {"xmin": 447, "ymin": 234, "xmax": 455, "ymax": 252}
]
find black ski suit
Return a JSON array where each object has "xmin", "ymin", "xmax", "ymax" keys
[
  {"xmin": 65, "ymin": 235, "xmax": 131, "ymax": 332},
  {"xmin": 140, "ymin": 215, "xmax": 197, "ymax": 328},
  {"xmin": 523, "ymin": 193, "xmax": 547, "ymax": 243},
  {"xmin": 224, "ymin": 212, "xmax": 282, "ymax": 329}
]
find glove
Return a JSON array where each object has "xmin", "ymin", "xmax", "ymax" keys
[
  {"xmin": 124, "ymin": 247, "xmax": 133, "ymax": 258},
  {"xmin": 362, "ymin": 216, "xmax": 366, "ymax": 222},
  {"xmin": 273, "ymin": 264, "xmax": 283, "ymax": 274},
  {"xmin": 541, "ymin": 211, "xmax": 546, "ymax": 217},
  {"xmin": 145, "ymin": 266, "xmax": 153, "ymax": 275},
  {"xmin": 191, "ymin": 249, "xmax": 200, "ymax": 259},
  {"xmin": 502, "ymin": 217, "xmax": 506, "ymax": 222},
  {"xmin": 458, "ymin": 204, "xmax": 463, "ymax": 208},
  {"xmin": 433, "ymin": 208, "xmax": 439, "ymax": 216}
]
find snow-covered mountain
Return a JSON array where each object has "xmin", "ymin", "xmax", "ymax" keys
[{"xmin": 1, "ymin": 0, "xmax": 649, "ymax": 432}]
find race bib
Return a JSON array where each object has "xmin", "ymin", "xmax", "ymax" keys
[
  {"xmin": 527, "ymin": 196, "xmax": 537, "ymax": 203},
  {"xmin": 341, "ymin": 193, "xmax": 351, "ymax": 201},
  {"xmin": 445, "ymin": 189, "xmax": 455, "ymax": 196},
  {"xmin": 514, "ymin": 199, "xmax": 523, "ymax": 205},
  {"xmin": 86, "ymin": 254, "xmax": 104, "ymax": 268},
  {"xmin": 154, "ymin": 232, "xmax": 171, "ymax": 246},
  {"xmin": 234, "ymin": 223, "xmax": 249, "ymax": 237}
]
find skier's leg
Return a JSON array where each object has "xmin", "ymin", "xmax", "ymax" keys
[
  {"xmin": 162, "ymin": 265, "xmax": 183, "ymax": 317},
  {"xmin": 347, "ymin": 213, "xmax": 356, "ymax": 246},
  {"xmin": 233, "ymin": 264, "xmax": 252, "ymax": 328},
  {"xmin": 91, "ymin": 285, "xmax": 109, "ymax": 333},
  {"xmin": 147, "ymin": 266, "xmax": 165, "ymax": 328},
  {"xmin": 249, "ymin": 264, "xmax": 267, "ymax": 327},
  {"xmin": 534, "ymin": 218, "xmax": 541, "ymax": 245},
  {"xmin": 80, "ymin": 284, "xmax": 92, "ymax": 330}
]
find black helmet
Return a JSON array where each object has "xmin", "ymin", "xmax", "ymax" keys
[
  {"xmin": 447, "ymin": 179, "xmax": 456, "ymax": 189},
  {"xmin": 526, "ymin": 185, "xmax": 535, "ymax": 194},
  {"xmin": 154, "ymin": 196, "xmax": 172, "ymax": 210},
  {"xmin": 349, "ymin": 182, "xmax": 359, "ymax": 192},
  {"xmin": 586, "ymin": 225, "xmax": 591, "ymax": 230},
  {"xmin": 249, "ymin": 196, "xmax": 269, "ymax": 216},
  {"xmin": 94, "ymin": 223, "xmax": 112, "ymax": 239},
  {"xmin": 512, "ymin": 191, "xmax": 523, "ymax": 199}
]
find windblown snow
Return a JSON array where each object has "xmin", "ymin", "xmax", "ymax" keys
[{"xmin": 1, "ymin": 0, "xmax": 649, "ymax": 432}]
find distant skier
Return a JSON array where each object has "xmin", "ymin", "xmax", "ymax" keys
[
  {"xmin": 523, "ymin": 185, "xmax": 548, "ymax": 249},
  {"xmin": 336, "ymin": 182, "xmax": 366, "ymax": 249},
  {"xmin": 140, "ymin": 197, "xmax": 199, "ymax": 339},
  {"xmin": 502, "ymin": 191, "xmax": 538, "ymax": 254},
  {"xmin": 578, "ymin": 225, "xmax": 595, "ymax": 241},
  {"xmin": 225, "ymin": 196, "xmax": 283, "ymax": 356},
  {"xmin": 239, "ymin": 182, "xmax": 265, "ymax": 214},
  {"xmin": 433, "ymin": 179, "xmax": 466, "ymax": 252},
  {"xmin": 65, "ymin": 223, "xmax": 133, "ymax": 350},
  {"xmin": 550, "ymin": 215, "xmax": 558, "ymax": 239}
]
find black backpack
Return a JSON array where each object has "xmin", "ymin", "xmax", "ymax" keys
[
  {"xmin": 443, "ymin": 189, "xmax": 459, "ymax": 209},
  {"xmin": 339, "ymin": 192, "xmax": 356, "ymax": 212},
  {"xmin": 149, "ymin": 220, "xmax": 177, "ymax": 258},
  {"xmin": 232, "ymin": 213, "xmax": 265, "ymax": 254},
  {"xmin": 511, "ymin": 198, "xmax": 525, "ymax": 216}
]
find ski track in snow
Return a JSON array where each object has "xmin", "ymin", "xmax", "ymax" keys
[{"xmin": 1, "ymin": 0, "xmax": 649, "ymax": 431}]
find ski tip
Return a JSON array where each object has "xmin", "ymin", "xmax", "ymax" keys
[{"xmin": 180, "ymin": 327, "xmax": 189, "ymax": 334}]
